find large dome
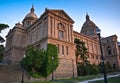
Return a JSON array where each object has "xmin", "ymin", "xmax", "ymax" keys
[{"xmin": 80, "ymin": 14, "xmax": 98, "ymax": 39}]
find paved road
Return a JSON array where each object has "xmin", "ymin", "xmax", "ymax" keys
[{"xmin": 78, "ymin": 74, "xmax": 120, "ymax": 83}]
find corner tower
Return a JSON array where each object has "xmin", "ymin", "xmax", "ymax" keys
[{"xmin": 4, "ymin": 22, "xmax": 26, "ymax": 63}]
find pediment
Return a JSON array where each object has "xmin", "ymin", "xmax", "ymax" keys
[{"xmin": 48, "ymin": 9, "xmax": 74, "ymax": 23}]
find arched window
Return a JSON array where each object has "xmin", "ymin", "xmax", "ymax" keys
[
  {"xmin": 57, "ymin": 23, "xmax": 65, "ymax": 40},
  {"xmin": 58, "ymin": 23, "xmax": 63, "ymax": 28}
]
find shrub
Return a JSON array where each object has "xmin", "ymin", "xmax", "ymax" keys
[{"xmin": 77, "ymin": 63, "xmax": 99, "ymax": 76}]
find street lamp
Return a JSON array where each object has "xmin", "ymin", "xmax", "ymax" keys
[
  {"xmin": 96, "ymin": 27, "xmax": 108, "ymax": 83},
  {"xmin": 51, "ymin": 56, "xmax": 54, "ymax": 80},
  {"xmin": 21, "ymin": 55, "xmax": 26, "ymax": 83}
]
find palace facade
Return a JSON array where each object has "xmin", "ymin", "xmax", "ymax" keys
[{"xmin": 4, "ymin": 6, "xmax": 120, "ymax": 78}]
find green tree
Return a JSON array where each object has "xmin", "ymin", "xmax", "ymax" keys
[
  {"xmin": 74, "ymin": 38, "xmax": 89, "ymax": 65},
  {"xmin": 44, "ymin": 43, "xmax": 58, "ymax": 76},
  {"xmin": 20, "ymin": 45, "xmax": 46, "ymax": 77},
  {"xmin": 74, "ymin": 38, "xmax": 89, "ymax": 76},
  {"xmin": 0, "ymin": 23, "xmax": 9, "ymax": 43},
  {"xmin": 0, "ymin": 45, "xmax": 4, "ymax": 62},
  {"xmin": 74, "ymin": 38, "xmax": 99, "ymax": 76},
  {"xmin": 20, "ymin": 43, "xmax": 58, "ymax": 78}
]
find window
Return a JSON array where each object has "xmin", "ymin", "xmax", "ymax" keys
[
  {"xmin": 59, "ymin": 30, "xmax": 64, "ymax": 39},
  {"xmin": 57, "ymin": 44, "xmax": 60, "ymax": 54},
  {"xmin": 91, "ymin": 55, "xmax": 94, "ymax": 59},
  {"xmin": 58, "ymin": 23, "xmax": 65, "ymax": 40},
  {"xmin": 66, "ymin": 46, "xmax": 68, "ymax": 55},
  {"xmin": 113, "ymin": 49, "xmax": 115, "ymax": 54},
  {"xmin": 50, "ymin": 17, "xmax": 52, "ymax": 37},
  {"xmin": 62, "ymin": 45, "xmax": 64, "ymax": 55},
  {"xmin": 27, "ymin": 21, "xmax": 31, "ymax": 27},
  {"xmin": 87, "ymin": 55, "xmax": 89, "ymax": 58},
  {"xmin": 96, "ymin": 56, "xmax": 98, "ymax": 59},
  {"xmin": 113, "ymin": 64, "xmax": 116, "ymax": 69},
  {"xmin": 36, "ymin": 44, "xmax": 41, "ymax": 49},
  {"xmin": 107, "ymin": 39, "xmax": 109, "ymax": 42},
  {"xmin": 58, "ymin": 23, "xmax": 63, "ymax": 27},
  {"xmin": 108, "ymin": 46, "xmax": 111, "ymax": 55}
]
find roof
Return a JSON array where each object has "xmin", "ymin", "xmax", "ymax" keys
[{"xmin": 46, "ymin": 8, "xmax": 74, "ymax": 23}]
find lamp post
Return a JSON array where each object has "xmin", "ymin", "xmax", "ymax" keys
[
  {"xmin": 51, "ymin": 56, "xmax": 54, "ymax": 80},
  {"xmin": 21, "ymin": 55, "xmax": 26, "ymax": 83},
  {"xmin": 96, "ymin": 27, "xmax": 108, "ymax": 83}
]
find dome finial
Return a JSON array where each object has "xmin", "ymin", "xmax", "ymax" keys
[
  {"xmin": 86, "ymin": 12, "xmax": 90, "ymax": 21},
  {"xmin": 31, "ymin": 4, "xmax": 34, "ymax": 13}
]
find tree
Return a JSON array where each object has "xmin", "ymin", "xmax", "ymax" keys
[
  {"xmin": 20, "ymin": 43, "xmax": 58, "ymax": 78},
  {"xmin": 0, "ymin": 23, "xmax": 9, "ymax": 43},
  {"xmin": 74, "ymin": 38, "xmax": 89, "ymax": 65},
  {"xmin": 0, "ymin": 45, "xmax": 4, "ymax": 62},
  {"xmin": 20, "ymin": 45, "xmax": 46, "ymax": 78},
  {"xmin": 74, "ymin": 38, "xmax": 99, "ymax": 76},
  {"xmin": 44, "ymin": 43, "xmax": 58, "ymax": 77}
]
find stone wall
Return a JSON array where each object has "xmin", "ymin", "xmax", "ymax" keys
[
  {"xmin": 0, "ymin": 64, "xmax": 49, "ymax": 83},
  {"xmin": 0, "ymin": 64, "xmax": 28, "ymax": 83}
]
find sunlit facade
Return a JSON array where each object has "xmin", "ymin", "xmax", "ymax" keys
[{"xmin": 4, "ymin": 6, "xmax": 120, "ymax": 78}]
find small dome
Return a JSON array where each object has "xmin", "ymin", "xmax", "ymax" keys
[
  {"xmin": 24, "ymin": 5, "xmax": 37, "ymax": 20},
  {"xmin": 25, "ymin": 13, "xmax": 37, "ymax": 19},
  {"xmin": 15, "ymin": 22, "xmax": 22, "ymax": 28}
]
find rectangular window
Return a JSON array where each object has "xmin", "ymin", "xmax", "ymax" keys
[
  {"xmin": 96, "ymin": 56, "xmax": 98, "ymax": 59},
  {"xmin": 50, "ymin": 17, "xmax": 52, "ymax": 37},
  {"xmin": 66, "ymin": 46, "xmax": 68, "ymax": 55},
  {"xmin": 57, "ymin": 44, "xmax": 60, "ymax": 54},
  {"xmin": 108, "ymin": 50, "xmax": 111, "ymax": 55},
  {"xmin": 62, "ymin": 45, "xmax": 64, "ymax": 55},
  {"xmin": 87, "ymin": 55, "xmax": 89, "ymax": 58},
  {"xmin": 59, "ymin": 30, "xmax": 64, "ymax": 39},
  {"xmin": 91, "ymin": 55, "xmax": 94, "ymax": 59}
]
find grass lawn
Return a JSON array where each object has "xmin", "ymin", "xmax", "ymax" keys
[
  {"xmin": 96, "ymin": 76, "xmax": 120, "ymax": 83},
  {"xmin": 69, "ymin": 74, "xmax": 103, "ymax": 81},
  {"xmin": 25, "ymin": 81, "xmax": 65, "ymax": 83},
  {"xmin": 25, "ymin": 74, "xmax": 103, "ymax": 83}
]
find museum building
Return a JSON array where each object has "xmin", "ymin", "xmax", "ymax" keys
[{"xmin": 4, "ymin": 6, "xmax": 120, "ymax": 78}]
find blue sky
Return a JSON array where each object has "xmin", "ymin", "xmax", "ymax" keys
[{"xmin": 0, "ymin": 0, "xmax": 120, "ymax": 43}]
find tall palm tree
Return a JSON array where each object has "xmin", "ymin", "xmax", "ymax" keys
[{"xmin": 0, "ymin": 23, "xmax": 9, "ymax": 43}]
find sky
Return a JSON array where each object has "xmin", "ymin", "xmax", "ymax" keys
[{"xmin": 0, "ymin": 0, "xmax": 120, "ymax": 45}]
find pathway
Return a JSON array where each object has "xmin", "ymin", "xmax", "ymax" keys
[{"xmin": 78, "ymin": 73, "xmax": 120, "ymax": 83}]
